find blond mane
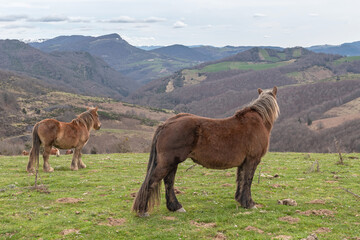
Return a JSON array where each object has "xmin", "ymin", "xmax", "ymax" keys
[
  {"xmin": 72, "ymin": 109, "xmax": 95, "ymax": 130},
  {"xmin": 248, "ymin": 89, "xmax": 280, "ymax": 126}
]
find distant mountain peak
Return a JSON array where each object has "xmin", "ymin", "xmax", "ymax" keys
[{"xmin": 96, "ymin": 33, "xmax": 122, "ymax": 40}]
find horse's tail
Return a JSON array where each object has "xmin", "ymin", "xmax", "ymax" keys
[
  {"xmin": 27, "ymin": 124, "xmax": 41, "ymax": 172},
  {"xmin": 132, "ymin": 125, "xmax": 163, "ymax": 215}
]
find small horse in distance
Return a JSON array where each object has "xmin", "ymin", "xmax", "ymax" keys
[
  {"xmin": 50, "ymin": 147, "xmax": 60, "ymax": 157},
  {"xmin": 22, "ymin": 150, "xmax": 29, "ymax": 156},
  {"xmin": 65, "ymin": 149, "xmax": 74, "ymax": 155},
  {"xmin": 133, "ymin": 87, "xmax": 280, "ymax": 217},
  {"xmin": 27, "ymin": 107, "xmax": 101, "ymax": 173}
]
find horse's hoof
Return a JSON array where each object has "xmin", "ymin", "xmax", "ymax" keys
[
  {"xmin": 27, "ymin": 168, "xmax": 35, "ymax": 174},
  {"xmin": 71, "ymin": 167, "xmax": 79, "ymax": 171},
  {"xmin": 44, "ymin": 167, "xmax": 54, "ymax": 172},
  {"xmin": 138, "ymin": 212, "xmax": 150, "ymax": 217},
  {"xmin": 176, "ymin": 207, "xmax": 186, "ymax": 213},
  {"xmin": 79, "ymin": 164, "xmax": 86, "ymax": 169}
]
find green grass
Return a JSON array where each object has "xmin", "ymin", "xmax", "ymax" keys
[
  {"xmin": 334, "ymin": 56, "xmax": 360, "ymax": 65},
  {"xmin": 0, "ymin": 152, "xmax": 359, "ymax": 239},
  {"xmin": 199, "ymin": 61, "xmax": 291, "ymax": 73}
]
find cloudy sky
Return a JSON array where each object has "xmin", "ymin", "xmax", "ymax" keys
[{"xmin": 0, "ymin": 0, "xmax": 359, "ymax": 47}]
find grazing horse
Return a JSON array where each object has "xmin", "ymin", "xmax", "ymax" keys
[
  {"xmin": 22, "ymin": 150, "xmax": 29, "ymax": 156},
  {"xmin": 65, "ymin": 149, "xmax": 74, "ymax": 155},
  {"xmin": 27, "ymin": 107, "xmax": 101, "ymax": 173},
  {"xmin": 50, "ymin": 147, "xmax": 60, "ymax": 157},
  {"xmin": 133, "ymin": 87, "xmax": 279, "ymax": 216}
]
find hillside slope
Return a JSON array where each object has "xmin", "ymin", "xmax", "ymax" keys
[
  {"xmin": 129, "ymin": 47, "xmax": 360, "ymax": 152},
  {"xmin": 30, "ymin": 34, "xmax": 199, "ymax": 84},
  {"xmin": 0, "ymin": 70, "xmax": 174, "ymax": 155},
  {"xmin": 0, "ymin": 39, "xmax": 136, "ymax": 98},
  {"xmin": 308, "ymin": 40, "xmax": 360, "ymax": 56}
]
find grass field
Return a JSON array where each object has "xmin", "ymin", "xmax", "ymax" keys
[
  {"xmin": 199, "ymin": 61, "xmax": 291, "ymax": 73},
  {"xmin": 0, "ymin": 152, "xmax": 359, "ymax": 239}
]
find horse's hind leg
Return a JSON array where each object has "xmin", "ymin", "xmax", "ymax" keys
[
  {"xmin": 164, "ymin": 164, "xmax": 185, "ymax": 212},
  {"xmin": 43, "ymin": 145, "xmax": 54, "ymax": 172},
  {"xmin": 78, "ymin": 150, "xmax": 86, "ymax": 169},
  {"xmin": 235, "ymin": 157, "xmax": 261, "ymax": 209}
]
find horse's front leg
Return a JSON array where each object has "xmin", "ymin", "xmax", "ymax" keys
[
  {"xmin": 70, "ymin": 148, "xmax": 81, "ymax": 171},
  {"xmin": 43, "ymin": 145, "xmax": 54, "ymax": 172},
  {"xmin": 235, "ymin": 157, "xmax": 260, "ymax": 209}
]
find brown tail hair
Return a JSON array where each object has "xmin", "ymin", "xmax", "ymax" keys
[
  {"xmin": 132, "ymin": 126, "xmax": 163, "ymax": 215},
  {"xmin": 27, "ymin": 124, "xmax": 41, "ymax": 171}
]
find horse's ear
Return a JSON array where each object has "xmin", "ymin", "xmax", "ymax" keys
[
  {"xmin": 272, "ymin": 86, "xmax": 278, "ymax": 96},
  {"xmin": 95, "ymin": 106, "xmax": 98, "ymax": 111},
  {"xmin": 258, "ymin": 88, "xmax": 263, "ymax": 95}
]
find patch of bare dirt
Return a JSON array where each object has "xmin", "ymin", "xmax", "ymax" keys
[
  {"xmin": 273, "ymin": 235, "xmax": 293, "ymax": 240},
  {"xmin": 174, "ymin": 187, "xmax": 185, "ymax": 194},
  {"xmin": 225, "ymin": 172, "xmax": 232, "ymax": 177},
  {"xmin": 190, "ymin": 220, "xmax": 216, "ymax": 228},
  {"xmin": 261, "ymin": 173, "xmax": 280, "ymax": 179},
  {"xmin": 296, "ymin": 209, "xmax": 334, "ymax": 217},
  {"xmin": 213, "ymin": 232, "xmax": 227, "ymax": 240},
  {"xmin": 325, "ymin": 180, "xmax": 338, "ymax": 184},
  {"xmin": 60, "ymin": 229, "xmax": 79, "ymax": 236},
  {"xmin": 130, "ymin": 192, "xmax": 137, "ymax": 198},
  {"xmin": 306, "ymin": 199, "xmax": 326, "ymax": 204},
  {"xmin": 301, "ymin": 233, "xmax": 318, "ymax": 240},
  {"xmin": 99, "ymin": 217, "xmax": 126, "ymax": 226},
  {"xmin": 56, "ymin": 198, "xmax": 83, "ymax": 203},
  {"xmin": 310, "ymin": 113, "xmax": 360, "ymax": 131},
  {"xmin": 221, "ymin": 183, "xmax": 233, "ymax": 187},
  {"xmin": 278, "ymin": 216, "xmax": 300, "ymax": 224},
  {"xmin": 278, "ymin": 199, "xmax": 297, "ymax": 206},
  {"xmin": 313, "ymin": 227, "xmax": 331, "ymax": 234},
  {"xmin": 245, "ymin": 226, "xmax": 264, "ymax": 234},
  {"xmin": 163, "ymin": 216, "xmax": 176, "ymax": 221}
]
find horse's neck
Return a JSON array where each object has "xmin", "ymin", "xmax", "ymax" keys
[{"xmin": 73, "ymin": 118, "xmax": 92, "ymax": 131}]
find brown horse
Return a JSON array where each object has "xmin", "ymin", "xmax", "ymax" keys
[
  {"xmin": 27, "ymin": 107, "xmax": 101, "ymax": 173},
  {"xmin": 50, "ymin": 147, "xmax": 60, "ymax": 157},
  {"xmin": 133, "ymin": 87, "xmax": 279, "ymax": 216},
  {"xmin": 65, "ymin": 149, "xmax": 74, "ymax": 155}
]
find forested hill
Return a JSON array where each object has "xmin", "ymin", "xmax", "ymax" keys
[{"xmin": 0, "ymin": 39, "xmax": 136, "ymax": 98}]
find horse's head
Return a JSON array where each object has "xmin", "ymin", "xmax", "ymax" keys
[
  {"xmin": 257, "ymin": 86, "xmax": 277, "ymax": 99},
  {"xmin": 90, "ymin": 107, "xmax": 101, "ymax": 130}
]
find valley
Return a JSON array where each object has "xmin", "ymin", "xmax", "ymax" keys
[{"xmin": 1, "ymin": 34, "xmax": 360, "ymax": 154}]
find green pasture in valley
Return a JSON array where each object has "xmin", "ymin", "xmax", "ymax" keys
[
  {"xmin": 199, "ymin": 61, "xmax": 290, "ymax": 73},
  {"xmin": 0, "ymin": 152, "xmax": 359, "ymax": 239}
]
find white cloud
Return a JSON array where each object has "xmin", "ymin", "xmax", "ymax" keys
[
  {"xmin": 253, "ymin": 13, "xmax": 267, "ymax": 18},
  {"xmin": 2, "ymin": 24, "xmax": 34, "ymax": 29},
  {"xmin": 144, "ymin": 17, "xmax": 166, "ymax": 23},
  {"xmin": 173, "ymin": 20, "xmax": 187, "ymax": 28},
  {"xmin": 68, "ymin": 17, "xmax": 92, "ymax": 23},
  {"xmin": 308, "ymin": 13, "xmax": 320, "ymax": 17},
  {"xmin": 106, "ymin": 16, "xmax": 166, "ymax": 24},
  {"xmin": 29, "ymin": 15, "xmax": 68, "ymax": 22},
  {"xmin": 0, "ymin": 15, "xmax": 28, "ymax": 22},
  {"xmin": 107, "ymin": 16, "xmax": 137, "ymax": 23}
]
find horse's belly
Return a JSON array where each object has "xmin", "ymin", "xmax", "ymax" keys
[
  {"xmin": 189, "ymin": 151, "xmax": 245, "ymax": 169},
  {"xmin": 54, "ymin": 138, "xmax": 78, "ymax": 149}
]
